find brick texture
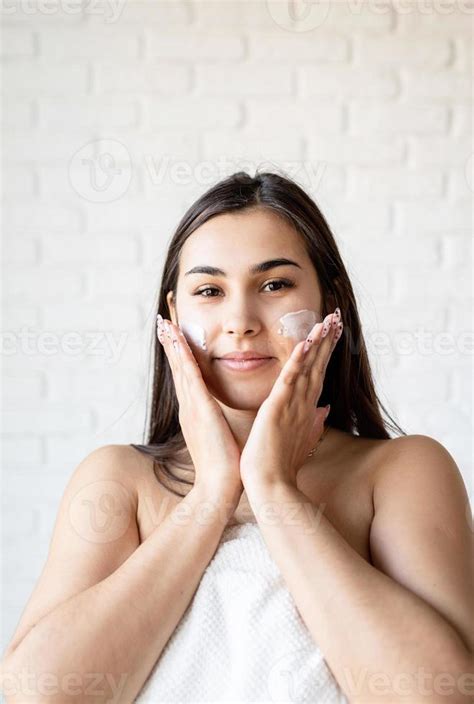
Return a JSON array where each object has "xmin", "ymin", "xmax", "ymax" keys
[{"xmin": 2, "ymin": 0, "xmax": 473, "ymax": 655}]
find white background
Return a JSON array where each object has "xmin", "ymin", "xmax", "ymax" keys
[{"xmin": 2, "ymin": 0, "xmax": 473, "ymax": 655}]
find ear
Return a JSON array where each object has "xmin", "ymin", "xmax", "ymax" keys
[{"xmin": 165, "ymin": 290, "xmax": 177, "ymax": 325}]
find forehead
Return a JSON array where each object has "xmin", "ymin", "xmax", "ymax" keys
[{"xmin": 179, "ymin": 208, "xmax": 308, "ymax": 270}]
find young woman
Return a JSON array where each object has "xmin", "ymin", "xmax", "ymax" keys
[{"xmin": 1, "ymin": 172, "xmax": 472, "ymax": 704}]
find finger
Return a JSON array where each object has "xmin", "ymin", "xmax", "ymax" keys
[
  {"xmin": 161, "ymin": 318, "xmax": 205, "ymax": 415},
  {"xmin": 294, "ymin": 321, "xmax": 326, "ymax": 398},
  {"xmin": 270, "ymin": 339, "xmax": 307, "ymax": 406},
  {"xmin": 158, "ymin": 316, "xmax": 181, "ymax": 380},
  {"xmin": 302, "ymin": 315, "xmax": 330, "ymax": 355},
  {"xmin": 300, "ymin": 313, "xmax": 334, "ymax": 395},
  {"xmin": 282, "ymin": 316, "xmax": 334, "ymax": 403},
  {"xmin": 302, "ymin": 313, "xmax": 335, "ymax": 361},
  {"xmin": 321, "ymin": 320, "xmax": 343, "ymax": 376},
  {"xmin": 173, "ymin": 323, "xmax": 209, "ymax": 387},
  {"xmin": 329, "ymin": 320, "xmax": 344, "ymax": 354},
  {"xmin": 300, "ymin": 318, "xmax": 328, "ymax": 374},
  {"xmin": 322, "ymin": 312, "xmax": 343, "ymax": 363},
  {"xmin": 308, "ymin": 319, "xmax": 343, "ymax": 400},
  {"xmin": 310, "ymin": 406, "xmax": 327, "ymax": 444},
  {"xmin": 161, "ymin": 317, "xmax": 212, "ymax": 401}
]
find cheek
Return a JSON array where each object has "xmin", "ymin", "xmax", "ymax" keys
[
  {"xmin": 179, "ymin": 319, "xmax": 208, "ymax": 351},
  {"xmin": 178, "ymin": 317, "xmax": 215, "ymax": 370},
  {"xmin": 269, "ymin": 308, "xmax": 323, "ymax": 358}
]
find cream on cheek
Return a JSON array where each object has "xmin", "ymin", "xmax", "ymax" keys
[
  {"xmin": 178, "ymin": 308, "xmax": 323, "ymax": 358},
  {"xmin": 277, "ymin": 308, "xmax": 322, "ymax": 341},
  {"xmin": 178, "ymin": 320, "xmax": 208, "ymax": 351}
]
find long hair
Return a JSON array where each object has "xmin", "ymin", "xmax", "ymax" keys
[{"xmin": 130, "ymin": 170, "xmax": 406, "ymax": 496}]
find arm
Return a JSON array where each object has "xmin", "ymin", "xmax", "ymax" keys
[
  {"xmin": 0, "ymin": 446, "xmax": 239, "ymax": 704},
  {"xmin": 245, "ymin": 435, "xmax": 473, "ymax": 704}
]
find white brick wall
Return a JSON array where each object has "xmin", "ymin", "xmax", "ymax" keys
[{"xmin": 2, "ymin": 0, "xmax": 473, "ymax": 655}]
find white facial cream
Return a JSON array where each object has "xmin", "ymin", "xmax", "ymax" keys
[
  {"xmin": 179, "ymin": 320, "xmax": 207, "ymax": 351},
  {"xmin": 277, "ymin": 309, "xmax": 323, "ymax": 341}
]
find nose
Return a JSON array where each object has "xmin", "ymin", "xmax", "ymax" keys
[
  {"xmin": 222, "ymin": 309, "xmax": 261, "ymax": 337},
  {"xmin": 223, "ymin": 320, "xmax": 259, "ymax": 336}
]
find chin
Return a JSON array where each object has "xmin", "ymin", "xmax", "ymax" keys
[{"xmin": 206, "ymin": 382, "xmax": 272, "ymax": 411}]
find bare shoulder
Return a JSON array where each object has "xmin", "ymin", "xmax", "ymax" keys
[
  {"xmin": 323, "ymin": 430, "xmax": 465, "ymax": 510},
  {"xmin": 109, "ymin": 443, "xmax": 176, "ymax": 506},
  {"xmin": 344, "ymin": 431, "xmax": 465, "ymax": 486},
  {"xmin": 376, "ymin": 432, "xmax": 454, "ymax": 460},
  {"xmin": 65, "ymin": 442, "xmax": 169, "ymax": 534},
  {"xmin": 77, "ymin": 443, "xmax": 151, "ymax": 504},
  {"xmin": 106, "ymin": 443, "xmax": 155, "ymax": 484},
  {"xmin": 373, "ymin": 433, "xmax": 468, "ymax": 493},
  {"xmin": 371, "ymin": 432, "xmax": 472, "ymax": 531},
  {"xmin": 49, "ymin": 442, "xmax": 147, "ymax": 550}
]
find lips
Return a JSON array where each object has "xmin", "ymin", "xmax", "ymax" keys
[
  {"xmin": 216, "ymin": 357, "xmax": 275, "ymax": 372},
  {"xmin": 217, "ymin": 351, "xmax": 272, "ymax": 360}
]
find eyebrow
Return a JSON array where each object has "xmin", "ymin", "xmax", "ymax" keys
[{"xmin": 184, "ymin": 258, "xmax": 303, "ymax": 277}]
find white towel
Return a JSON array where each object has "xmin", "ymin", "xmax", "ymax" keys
[{"xmin": 135, "ymin": 522, "xmax": 348, "ymax": 703}]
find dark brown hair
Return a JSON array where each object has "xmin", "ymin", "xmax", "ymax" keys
[{"xmin": 130, "ymin": 169, "xmax": 406, "ymax": 497}]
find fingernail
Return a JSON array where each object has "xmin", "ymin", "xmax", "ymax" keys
[
  {"xmin": 333, "ymin": 322, "xmax": 343, "ymax": 342},
  {"xmin": 324, "ymin": 404, "xmax": 331, "ymax": 420},
  {"xmin": 320, "ymin": 313, "xmax": 331, "ymax": 336},
  {"xmin": 303, "ymin": 338, "xmax": 312, "ymax": 353},
  {"xmin": 156, "ymin": 315, "xmax": 165, "ymax": 343}
]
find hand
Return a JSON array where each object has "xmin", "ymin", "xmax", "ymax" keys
[
  {"xmin": 239, "ymin": 309, "xmax": 343, "ymax": 492},
  {"xmin": 157, "ymin": 314, "xmax": 244, "ymax": 504}
]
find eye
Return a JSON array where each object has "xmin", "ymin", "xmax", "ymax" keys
[
  {"xmin": 193, "ymin": 278, "xmax": 296, "ymax": 298},
  {"xmin": 194, "ymin": 286, "xmax": 220, "ymax": 298},
  {"xmin": 263, "ymin": 278, "xmax": 295, "ymax": 293}
]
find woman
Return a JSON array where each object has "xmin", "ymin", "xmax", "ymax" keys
[{"xmin": 1, "ymin": 172, "xmax": 472, "ymax": 704}]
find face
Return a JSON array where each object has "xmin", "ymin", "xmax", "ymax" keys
[{"xmin": 166, "ymin": 208, "xmax": 325, "ymax": 410}]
